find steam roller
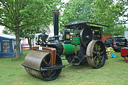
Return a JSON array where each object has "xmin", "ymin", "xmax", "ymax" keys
[{"xmin": 22, "ymin": 10, "xmax": 108, "ymax": 81}]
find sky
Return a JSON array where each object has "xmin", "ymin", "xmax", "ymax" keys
[{"xmin": 0, "ymin": 26, "xmax": 4, "ymax": 34}]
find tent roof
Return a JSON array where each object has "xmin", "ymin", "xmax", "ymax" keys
[{"xmin": 0, "ymin": 34, "xmax": 16, "ymax": 39}]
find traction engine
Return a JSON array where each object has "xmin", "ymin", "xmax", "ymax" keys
[{"xmin": 22, "ymin": 10, "xmax": 108, "ymax": 81}]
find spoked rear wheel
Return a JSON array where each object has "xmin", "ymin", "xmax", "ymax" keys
[
  {"xmin": 41, "ymin": 54, "xmax": 62, "ymax": 81},
  {"xmin": 86, "ymin": 40, "xmax": 106, "ymax": 68}
]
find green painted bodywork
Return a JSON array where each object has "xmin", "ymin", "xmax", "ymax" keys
[
  {"xmin": 72, "ymin": 37, "xmax": 80, "ymax": 45},
  {"xmin": 86, "ymin": 23, "xmax": 107, "ymax": 28},
  {"xmin": 62, "ymin": 43, "xmax": 80, "ymax": 55}
]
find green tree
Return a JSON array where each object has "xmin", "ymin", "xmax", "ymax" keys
[
  {"xmin": 0, "ymin": 0, "xmax": 60, "ymax": 59},
  {"xmin": 90, "ymin": 0, "xmax": 125, "ymax": 36},
  {"xmin": 60, "ymin": 0, "xmax": 94, "ymax": 27},
  {"xmin": 112, "ymin": 25, "xmax": 127, "ymax": 36},
  {"xmin": 2, "ymin": 27, "xmax": 14, "ymax": 34},
  {"xmin": 118, "ymin": 0, "xmax": 128, "ymax": 30}
]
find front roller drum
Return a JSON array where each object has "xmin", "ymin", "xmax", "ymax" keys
[
  {"xmin": 23, "ymin": 50, "xmax": 63, "ymax": 81},
  {"xmin": 86, "ymin": 40, "xmax": 107, "ymax": 68}
]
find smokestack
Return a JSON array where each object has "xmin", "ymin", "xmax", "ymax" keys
[{"xmin": 53, "ymin": 10, "xmax": 59, "ymax": 40}]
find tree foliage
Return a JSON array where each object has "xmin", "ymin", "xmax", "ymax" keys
[
  {"xmin": 112, "ymin": 25, "xmax": 127, "ymax": 36},
  {"xmin": 0, "ymin": 0, "xmax": 60, "ymax": 59},
  {"xmin": 90, "ymin": 0, "xmax": 125, "ymax": 35},
  {"xmin": 60, "ymin": 0, "xmax": 94, "ymax": 27},
  {"xmin": 118, "ymin": 0, "xmax": 128, "ymax": 28},
  {"xmin": 0, "ymin": 0, "xmax": 60, "ymax": 28}
]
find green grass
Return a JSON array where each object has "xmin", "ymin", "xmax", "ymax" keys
[{"xmin": 0, "ymin": 50, "xmax": 128, "ymax": 85}]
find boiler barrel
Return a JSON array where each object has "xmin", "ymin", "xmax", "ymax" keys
[{"xmin": 62, "ymin": 44, "xmax": 80, "ymax": 55}]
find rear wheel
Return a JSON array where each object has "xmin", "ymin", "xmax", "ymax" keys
[{"xmin": 86, "ymin": 40, "xmax": 106, "ymax": 68}]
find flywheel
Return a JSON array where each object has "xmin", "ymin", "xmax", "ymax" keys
[
  {"xmin": 80, "ymin": 28, "xmax": 93, "ymax": 47},
  {"xmin": 86, "ymin": 40, "xmax": 106, "ymax": 68}
]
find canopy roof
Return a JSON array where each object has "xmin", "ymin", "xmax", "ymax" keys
[
  {"xmin": 65, "ymin": 20, "xmax": 108, "ymax": 30},
  {"xmin": 0, "ymin": 34, "xmax": 16, "ymax": 40}
]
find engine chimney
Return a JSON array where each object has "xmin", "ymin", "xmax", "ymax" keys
[{"xmin": 53, "ymin": 10, "xmax": 59, "ymax": 40}]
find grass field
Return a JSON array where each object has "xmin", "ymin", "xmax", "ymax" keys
[{"xmin": 0, "ymin": 50, "xmax": 128, "ymax": 85}]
